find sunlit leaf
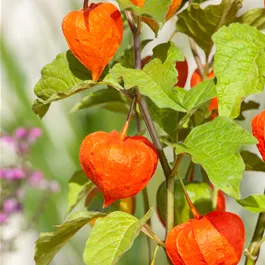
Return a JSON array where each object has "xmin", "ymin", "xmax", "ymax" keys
[
  {"xmin": 237, "ymin": 194, "xmax": 265, "ymax": 213},
  {"xmin": 34, "ymin": 211, "xmax": 105, "ymax": 265},
  {"xmin": 213, "ymin": 23, "xmax": 265, "ymax": 118},
  {"xmin": 117, "ymin": 0, "xmax": 171, "ymax": 24},
  {"xmin": 66, "ymin": 170, "xmax": 94, "ymax": 216},
  {"xmin": 170, "ymin": 117, "xmax": 257, "ymax": 199},
  {"xmin": 33, "ymin": 51, "xmax": 122, "ymax": 118},
  {"xmin": 83, "ymin": 209, "xmax": 153, "ymax": 265}
]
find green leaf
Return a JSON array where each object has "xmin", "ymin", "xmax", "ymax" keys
[
  {"xmin": 236, "ymin": 100, "xmax": 260, "ymax": 121},
  {"xmin": 146, "ymin": 79, "xmax": 216, "ymax": 138},
  {"xmin": 105, "ymin": 42, "xmax": 186, "ymax": 112},
  {"xmin": 241, "ymin": 150, "xmax": 265, "ymax": 172},
  {"xmin": 234, "ymin": 8, "xmax": 265, "ymax": 30},
  {"xmin": 177, "ymin": 0, "xmax": 243, "ymax": 55},
  {"xmin": 237, "ymin": 194, "xmax": 265, "ymax": 213},
  {"xmin": 146, "ymin": 97, "xmax": 179, "ymax": 139},
  {"xmin": 172, "ymin": 117, "xmax": 257, "ymax": 199},
  {"xmin": 117, "ymin": 0, "xmax": 171, "ymax": 24},
  {"xmin": 34, "ymin": 211, "xmax": 104, "ymax": 265},
  {"xmin": 83, "ymin": 209, "xmax": 153, "ymax": 265},
  {"xmin": 66, "ymin": 170, "xmax": 94, "ymax": 216},
  {"xmin": 33, "ymin": 51, "xmax": 122, "ymax": 118},
  {"xmin": 70, "ymin": 88, "xmax": 128, "ymax": 113},
  {"xmin": 119, "ymin": 39, "xmax": 152, "ymax": 68},
  {"xmin": 212, "ymin": 23, "xmax": 265, "ymax": 118},
  {"xmin": 179, "ymin": 79, "xmax": 216, "ymax": 111}
]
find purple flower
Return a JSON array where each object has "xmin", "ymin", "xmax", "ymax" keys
[
  {"xmin": 0, "ymin": 212, "xmax": 8, "ymax": 224},
  {"xmin": 15, "ymin": 128, "xmax": 28, "ymax": 139},
  {"xmin": 0, "ymin": 169, "xmax": 6, "ymax": 179},
  {"xmin": 29, "ymin": 171, "xmax": 44, "ymax": 186},
  {"xmin": 5, "ymin": 168, "xmax": 25, "ymax": 181},
  {"xmin": 3, "ymin": 198, "xmax": 21, "ymax": 214},
  {"xmin": 1, "ymin": 135, "xmax": 15, "ymax": 145},
  {"xmin": 28, "ymin": 128, "xmax": 42, "ymax": 143}
]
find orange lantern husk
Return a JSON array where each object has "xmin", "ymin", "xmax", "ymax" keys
[
  {"xmin": 62, "ymin": 1, "xmax": 123, "ymax": 81},
  {"xmin": 80, "ymin": 98, "xmax": 158, "ymax": 207},
  {"xmin": 130, "ymin": 0, "xmax": 145, "ymax": 7},
  {"xmin": 252, "ymin": 110, "xmax": 265, "ymax": 161},
  {"xmin": 166, "ymin": 0, "xmax": 183, "ymax": 21},
  {"xmin": 166, "ymin": 211, "xmax": 245, "ymax": 265}
]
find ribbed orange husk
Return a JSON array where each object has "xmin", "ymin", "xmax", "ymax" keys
[
  {"xmin": 252, "ymin": 110, "xmax": 265, "ymax": 161},
  {"xmin": 130, "ymin": 0, "xmax": 145, "ymax": 7},
  {"xmin": 166, "ymin": 211, "xmax": 245, "ymax": 265},
  {"xmin": 62, "ymin": 3, "xmax": 123, "ymax": 81},
  {"xmin": 79, "ymin": 131, "xmax": 158, "ymax": 207},
  {"xmin": 166, "ymin": 0, "xmax": 183, "ymax": 21}
]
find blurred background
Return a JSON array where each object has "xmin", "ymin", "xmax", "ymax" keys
[{"xmin": 1, "ymin": 0, "xmax": 264, "ymax": 264}]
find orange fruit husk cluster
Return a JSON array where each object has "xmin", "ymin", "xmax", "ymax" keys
[
  {"xmin": 62, "ymin": 2, "xmax": 123, "ymax": 81},
  {"xmin": 166, "ymin": 211, "xmax": 245, "ymax": 265},
  {"xmin": 79, "ymin": 130, "xmax": 158, "ymax": 207},
  {"xmin": 252, "ymin": 110, "xmax": 265, "ymax": 161}
]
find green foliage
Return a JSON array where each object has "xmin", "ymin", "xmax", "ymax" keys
[
  {"xmin": 119, "ymin": 39, "xmax": 152, "ymax": 68},
  {"xmin": 32, "ymin": 51, "xmax": 122, "ymax": 118},
  {"xmin": 34, "ymin": 211, "xmax": 105, "ymax": 265},
  {"xmin": 66, "ymin": 170, "xmax": 94, "ymax": 216},
  {"xmin": 237, "ymin": 195, "xmax": 265, "ymax": 213},
  {"xmin": 241, "ymin": 151, "xmax": 265, "ymax": 172},
  {"xmin": 83, "ymin": 210, "xmax": 153, "ymax": 265},
  {"xmin": 105, "ymin": 42, "xmax": 186, "ymax": 112},
  {"xmin": 70, "ymin": 88, "xmax": 128, "ymax": 114},
  {"xmin": 213, "ymin": 23, "xmax": 265, "ymax": 118},
  {"xmin": 168, "ymin": 117, "xmax": 257, "ymax": 199},
  {"xmin": 146, "ymin": 97, "xmax": 179, "ymax": 139},
  {"xmin": 177, "ymin": 0, "xmax": 243, "ymax": 55},
  {"xmin": 157, "ymin": 181, "xmax": 214, "ymax": 225},
  {"xmin": 106, "ymin": 42, "xmax": 216, "ymax": 116},
  {"xmin": 117, "ymin": 0, "xmax": 172, "ymax": 24},
  {"xmin": 234, "ymin": 8, "xmax": 265, "ymax": 30}
]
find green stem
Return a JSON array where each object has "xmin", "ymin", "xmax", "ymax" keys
[
  {"xmin": 166, "ymin": 154, "xmax": 184, "ymax": 233},
  {"xmin": 124, "ymin": 11, "xmax": 171, "ymax": 263},
  {"xmin": 176, "ymin": 171, "xmax": 201, "ymax": 220},
  {"xmin": 189, "ymin": 38, "xmax": 205, "ymax": 81},
  {"xmin": 120, "ymin": 96, "xmax": 137, "ymax": 141},
  {"xmin": 142, "ymin": 224, "xmax": 166, "ymax": 249},
  {"xmin": 245, "ymin": 210, "xmax": 265, "ymax": 265},
  {"xmin": 124, "ymin": 11, "xmax": 171, "ymax": 179},
  {"xmin": 176, "ymin": 109, "xmax": 197, "ymax": 132},
  {"xmin": 142, "ymin": 187, "xmax": 152, "ymax": 263},
  {"xmin": 212, "ymin": 186, "xmax": 219, "ymax": 209}
]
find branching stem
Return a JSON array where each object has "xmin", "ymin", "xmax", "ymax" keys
[{"xmin": 245, "ymin": 189, "xmax": 265, "ymax": 265}]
